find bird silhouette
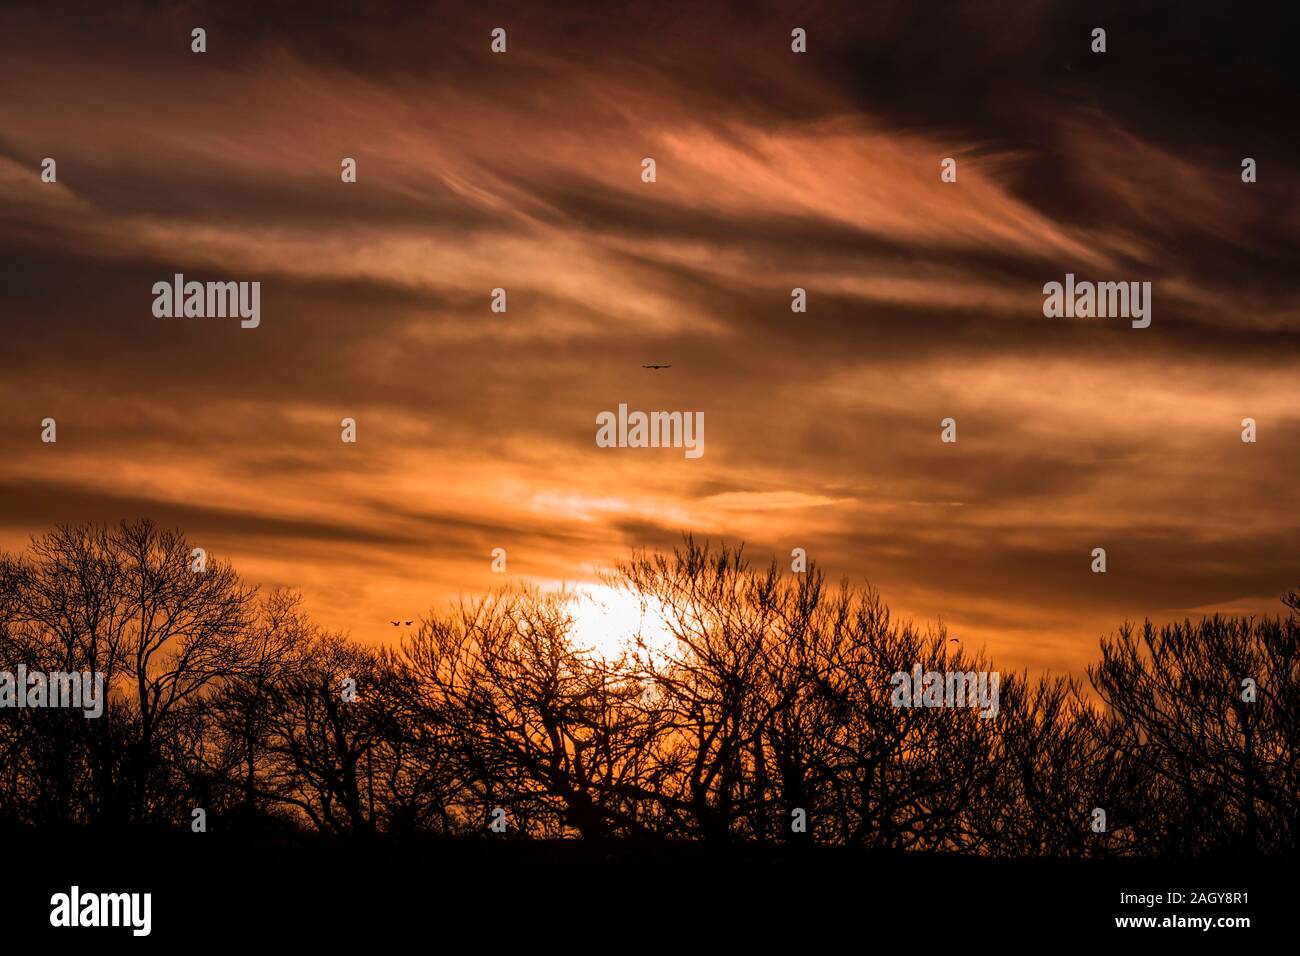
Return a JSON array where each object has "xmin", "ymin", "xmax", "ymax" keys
[
  {"xmin": 642, "ymin": 364, "xmax": 671, "ymax": 370},
  {"xmin": 404, "ymin": 621, "xmax": 414, "ymax": 626},
  {"xmin": 390, "ymin": 621, "xmax": 400, "ymax": 626}
]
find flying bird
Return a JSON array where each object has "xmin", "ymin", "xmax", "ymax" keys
[
  {"xmin": 642, "ymin": 364, "xmax": 671, "ymax": 370},
  {"xmin": 404, "ymin": 621, "xmax": 414, "ymax": 626},
  {"xmin": 390, "ymin": 621, "xmax": 400, "ymax": 626}
]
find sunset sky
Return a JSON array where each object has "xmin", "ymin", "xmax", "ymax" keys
[{"xmin": 1, "ymin": 1, "xmax": 1296, "ymax": 676}]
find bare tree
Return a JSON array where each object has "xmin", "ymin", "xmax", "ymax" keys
[
  {"xmin": 256, "ymin": 631, "xmax": 399, "ymax": 836},
  {"xmin": 1089, "ymin": 603, "xmax": 1300, "ymax": 856},
  {"xmin": 611, "ymin": 537, "xmax": 1000, "ymax": 848},
  {"xmin": 0, "ymin": 521, "xmax": 257, "ymax": 825},
  {"xmin": 2, "ymin": 522, "xmax": 1292, "ymax": 860},
  {"xmin": 399, "ymin": 587, "xmax": 668, "ymax": 841}
]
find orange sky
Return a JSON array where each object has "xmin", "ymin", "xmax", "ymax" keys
[{"xmin": 1, "ymin": 2, "xmax": 1297, "ymax": 677}]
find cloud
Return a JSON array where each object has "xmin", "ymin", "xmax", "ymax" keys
[{"xmin": 0, "ymin": 0, "xmax": 1295, "ymax": 670}]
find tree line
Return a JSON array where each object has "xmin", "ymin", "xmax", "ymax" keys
[{"xmin": 0, "ymin": 521, "xmax": 1294, "ymax": 857}]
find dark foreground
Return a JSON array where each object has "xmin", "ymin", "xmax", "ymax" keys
[{"xmin": 3, "ymin": 827, "xmax": 1284, "ymax": 943}]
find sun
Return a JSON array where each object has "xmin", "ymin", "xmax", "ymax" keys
[{"xmin": 564, "ymin": 584, "xmax": 675, "ymax": 660}]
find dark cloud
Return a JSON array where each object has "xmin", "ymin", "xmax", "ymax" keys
[
  {"xmin": 0, "ymin": 479, "xmax": 407, "ymax": 547},
  {"xmin": 0, "ymin": 1, "xmax": 1295, "ymax": 673}
]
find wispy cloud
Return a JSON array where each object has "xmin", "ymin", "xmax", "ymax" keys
[{"xmin": 1, "ymin": 1, "xmax": 1296, "ymax": 671}]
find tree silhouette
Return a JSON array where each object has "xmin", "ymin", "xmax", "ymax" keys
[
  {"xmin": 0, "ymin": 520, "xmax": 256, "ymax": 826},
  {"xmin": 1, "ymin": 522, "xmax": 1294, "ymax": 859},
  {"xmin": 1090, "ymin": 605, "xmax": 1299, "ymax": 856}
]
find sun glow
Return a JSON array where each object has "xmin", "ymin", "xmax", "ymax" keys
[{"xmin": 564, "ymin": 584, "xmax": 676, "ymax": 660}]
